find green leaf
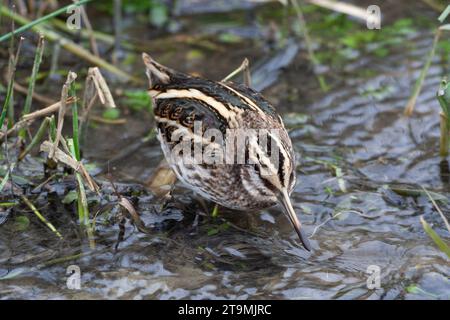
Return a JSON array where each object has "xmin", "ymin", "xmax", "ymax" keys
[
  {"xmin": 219, "ymin": 222, "xmax": 230, "ymax": 231},
  {"xmin": 123, "ymin": 90, "xmax": 152, "ymax": 112},
  {"xmin": 13, "ymin": 216, "xmax": 30, "ymax": 231},
  {"xmin": 63, "ymin": 190, "xmax": 78, "ymax": 204},
  {"xmin": 211, "ymin": 205, "xmax": 219, "ymax": 218},
  {"xmin": 406, "ymin": 284, "xmax": 419, "ymax": 294},
  {"xmin": 420, "ymin": 216, "xmax": 450, "ymax": 258},
  {"xmin": 374, "ymin": 47, "xmax": 389, "ymax": 57},
  {"xmin": 405, "ymin": 284, "xmax": 439, "ymax": 299},
  {"xmin": 102, "ymin": 108, "xmax": 120, "ymax": 120},
  {"xmin": 149, "ymin": 4, "xmax": 168, "ymax": 28},
  {"xmin": 11, "ymin": 174, "xmax": 32, "ymax": 186},
  {"xmin": 0, "ymin": 202, "xmax": 17, "ymax": 207},
  {"xmin": 207, "ymin": 228, "xmax": 219, "ymax": 236},
  {"xmin": 186, "ymin": 49, "xmax": 204, "ymax": 61},
  {"xmin": 392, "ymin": 18, "xmax": 413, "ymax": 29},
  {"xmin": 218, "ymin": 33, "xmax": 242, "ymax": 43}
]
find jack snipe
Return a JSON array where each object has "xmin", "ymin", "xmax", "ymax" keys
[{"xmin": 143, "ymin": 53, "xmax": 311, "ymax": 251}]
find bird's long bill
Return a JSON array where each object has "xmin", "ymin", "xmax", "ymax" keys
[{"xmin": 279, "ymin": 190, "xmax": 312, "ymax": 251}]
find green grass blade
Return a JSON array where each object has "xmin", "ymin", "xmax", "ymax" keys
[
  {"xmin": 0, "ymin": 171, "xmax": 10, "ymax": 193},
  {"xmin": 68, "ymin": 138, "xmax": 88, "ymax": 225},
  {"xmin": 0, "ymin": 0, "xmax": 92, "ymax": 43},
  {"xmin": 0, "ymin": 5, "xmax": 139, "ymax": 83},
  {"xmin": 420, "ymin": 216, "xmax": 450, "ymax": 258},
  {"xmin": 20, "ymin": 195, "xmax": 62, "ymax": 239},
  {"xmin": 404, "ymin": 29, "xmax": 441, "ymax": 115},
  {"xmin": 1, "ymin": 38, "xmax": 23, "ymax": 130},
  {"xmin": 18, "ymin": 117, "xmax": 50, "ymax": 161},
  {"xmin": 49, "ymin": 115, "xmax": 56, "ymax": 141},
  {"xmin": 0, "ymin": 71, "xmax": 14, "ymax": 129}
]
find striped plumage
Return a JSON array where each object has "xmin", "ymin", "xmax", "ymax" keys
[{"xmin": 143, "ymin": 53, "xmax": 311, "ymax": 251}]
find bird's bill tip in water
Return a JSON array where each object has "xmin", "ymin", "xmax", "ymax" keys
[{"xmin": 279, "ymin": 190, "xmax": 312, "ymax": 251}]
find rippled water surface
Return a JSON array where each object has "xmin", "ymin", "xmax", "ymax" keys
[{"xmin": 1, "ymin": 0, "xmax": 449, "ymax": 299}]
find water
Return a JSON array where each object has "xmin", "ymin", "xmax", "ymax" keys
[{"xmin": 1, "ymin": 1, "xmax": 449, "ymax": 299}]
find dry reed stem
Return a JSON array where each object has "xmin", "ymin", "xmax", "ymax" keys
[
  {"xmin": 74, "ymin": 0, "xmax": 100, "ymax": 57},
  {"xmin": 40, "ymin": 140, "xmax": 99, "ymax": 193},
  {"xmin": 306, "ymin": 0, "xmax": 367, "ymax": 21},
  {"xmin": 49, "ymin": 71, "xmax": 77, "ymax": 158}
]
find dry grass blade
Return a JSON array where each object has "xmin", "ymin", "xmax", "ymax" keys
[
  {"xmin": 74, "ymin": 0, "xmax": 100, "ymax": 57},
  {"xmin": 88, "ymin": 67, "xmax": 116, "ymax": 108},
  {"xmin": 40, "ymin": 140, "xmax": 99, "ymax": 192},
  {"xmin": 80, "ymin": 67, "xmax": 117, "ymax": 127},
  {"xmin": 306, "ymin": 0, "xmax": 367, "ymax": 21},
  {"xmin": 22, "ymin": 97, "xmax": 76, "ymax": 121},
  {"xmin": 0, "ymin": 97, "xmax": 76, "ymax": 140},
  {"xmin": 118, "ymin": 197, "xmax": 151, "ymax": 234},
  {"xmin": 49, "ymin": 71, "xmax": 77, "ymax": 158},
  {"xmin": 221, "ymin": 58, "xmax": 250, "ymax": 86}
]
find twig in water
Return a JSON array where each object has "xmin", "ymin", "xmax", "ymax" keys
[
  {"xmin": 107, "ymin": 175, "xmax": 151, "ymax": 234},
  {"xmin": 310, "ymin": 209, "xmax": 375, "ymax": 238},
  {"xmin": 20, "ymin": 195, "xmax": 62, "ymax": 239}
]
